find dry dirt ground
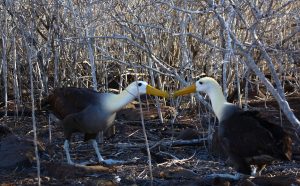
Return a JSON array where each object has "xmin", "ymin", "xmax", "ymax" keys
[{"xmin": 0, "ymin": 97, "xmax": 300, "ymax": 186}]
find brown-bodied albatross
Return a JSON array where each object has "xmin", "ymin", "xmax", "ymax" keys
[
  {"xmin": 173, "ymin": 77, "xmax": 292, "ymax": 176},
  {"xmin": 44, "ymin": 81, "xmax": 168, "ymax": 165}
]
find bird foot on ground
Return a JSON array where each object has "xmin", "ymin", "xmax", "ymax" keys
[
  {"xmin": 101, "ymin": 159, "xmax": 125, "ymax": 165},
  {"xmin": 64, "ymin": 161, "xmax": 87, "ymax": 167},
  {"xmin": 206, "ymin": 173, "xmax": 242, "ymax": 181},
  {"xmin": 78, "ymin": 160, "xmax": 92, "ymax": 166},
  {"xmin": 67, "ymin": 161, "xmax": 75, "ymax": 165}
]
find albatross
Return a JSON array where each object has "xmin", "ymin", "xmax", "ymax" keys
[
  {"xmin": 173, "ymin": 77, "xmax": 292, "ymax": 176},
  {"xmin": 44, "ymin": 81, "xmax": 168, "ymax": 165}
]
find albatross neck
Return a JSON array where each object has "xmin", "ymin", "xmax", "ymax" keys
[
  {"xmin": 104, "ymin": 88, "xmax": 137, "ymax": 113},
  {"xmin": 206, "ymin": 85, "xmax": 228, "ymax": 121}
]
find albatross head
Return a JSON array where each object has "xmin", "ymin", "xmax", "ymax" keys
[
  {"xmin": 195, "ymin": 77, "xmax": 223, "ymax": 95},
  {"xmin": 104, "ymin": 81, "xmax": 168, "ymax": 113},
  {"xmin": 173, "ymin": 77, "xmax": 222, "ymax": 96},
  {"xmin": 173, "ymin": 77, "xmax": 227, "ymax": 121},
  {"xmin": 126, "ymin": 81, "xmax": 169, "ymax": 98}
]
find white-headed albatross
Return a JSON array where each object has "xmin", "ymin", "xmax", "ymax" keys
[
  {"xmin": 173, "ymin": 77, "xmax": 292, "ymax": 176},
  {"xmin": 44, "ymin": 81, "xmax": 168, "ymax": 165}
]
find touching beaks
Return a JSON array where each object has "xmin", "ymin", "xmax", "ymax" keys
[
  {"xmin": 145, "ymin": 83, "xmax": 197, "ymax": 98},
  {"xmin": 146, "ymin": 85, "xmax": 169, "ymax": 98},
  {"xmin": 173, "ymin": 84, "xmax": 196, "ymax": 97}
]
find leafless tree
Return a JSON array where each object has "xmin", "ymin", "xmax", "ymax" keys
[{"xmin": 0, "ymin": 0, "xmax": 299, "ymax": 183}]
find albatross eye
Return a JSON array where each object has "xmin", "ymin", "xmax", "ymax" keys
[
  {"xmin": 199, "ymin": 81, "xmax": 203, "ymax": 85},
  {"xmin": 138, "ymin": 82, "xmax": 142, "ymax": 86}
]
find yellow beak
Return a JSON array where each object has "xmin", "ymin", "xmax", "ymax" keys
[
  {"xmin": 173, "ymin": 84, "xmax": 196, "ymax": 97},
  {"xmin": 146, "ymin": 85, "xmax": 169, "ymax": 98}
]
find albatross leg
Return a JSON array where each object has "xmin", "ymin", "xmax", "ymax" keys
[
  {"xmin": 250, "ymin": 165, "xmax": 257, "ymax": 176},
  {"xmin": 91, "ymin": 139, "xmax": 104, "ymax": 162},
  {"xmin": 64, "ymin": 139, "xmax": 74, "ymax": 165},
  {"xmin": 91, "ymin": 139, "xmax": 124, "ymax": 165}
]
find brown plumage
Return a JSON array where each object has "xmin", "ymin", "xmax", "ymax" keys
[
  {"xmin": 220, "ymin": 110, "xmax": 292, "ymax": 175},
  {"xmin": 46, "ymin": 87, "xmax": 98, "ymax": 120},
  {"xmin": 45, "ymin": 87, "xmax": 112, "ymax": 142},
  {"xmin": 174, "ymin": 77, "xmax": 292, "ymax": 176},
  {"xmin": 44, "ymin": 81, "xmax": 168, "ymax": 164}
]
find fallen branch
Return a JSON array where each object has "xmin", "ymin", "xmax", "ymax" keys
[
  {"xmin": 116, "ymin": 138, "xmax": 208, "ymax": 149},
  {"xmin": 44, "ymin": 162, "xmax": 116, "ymax": 179}
]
